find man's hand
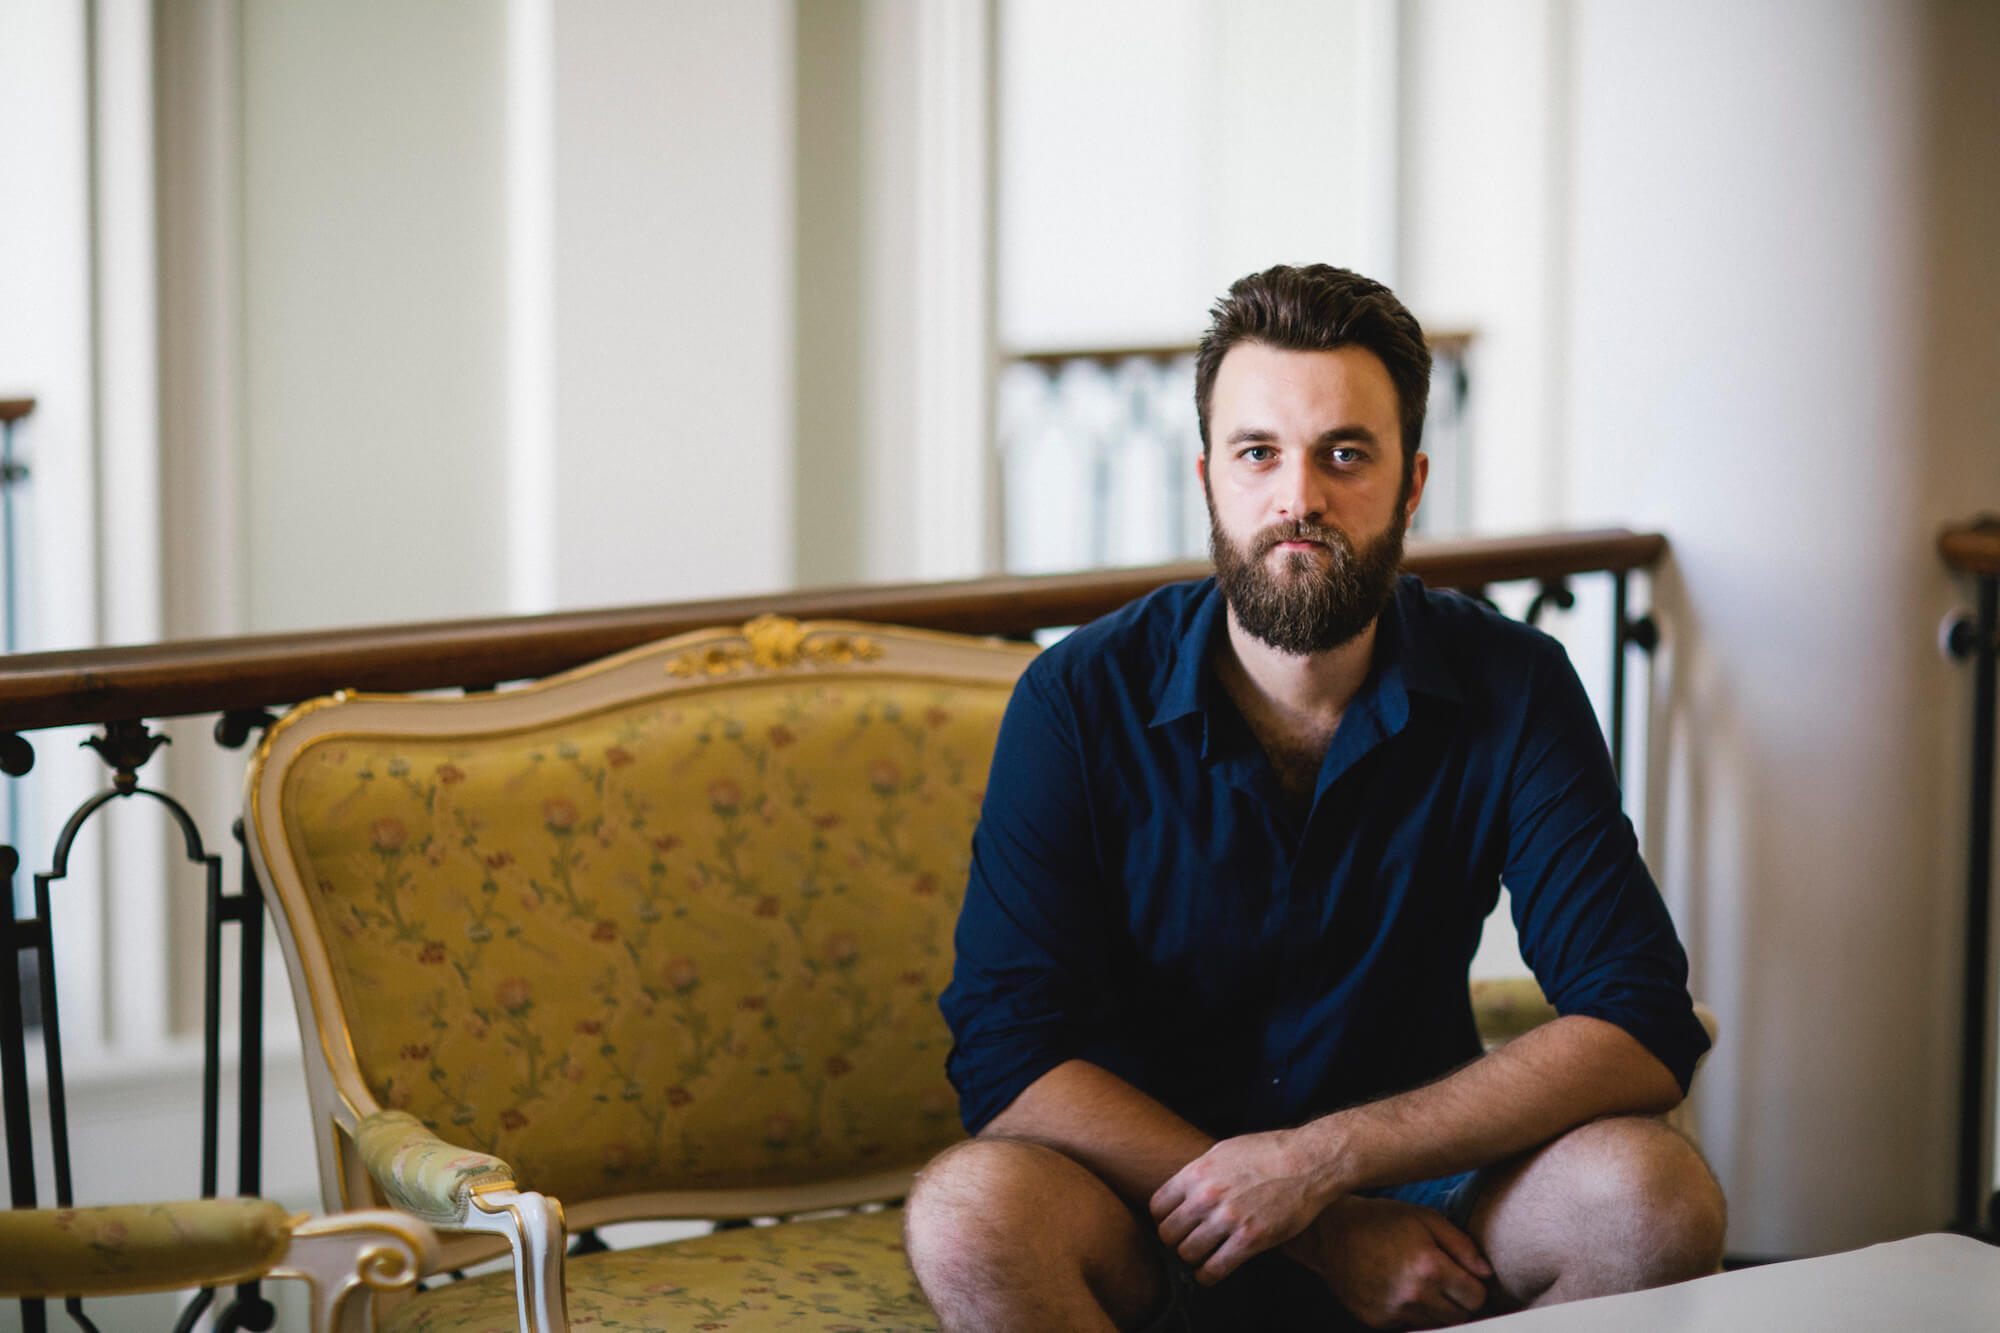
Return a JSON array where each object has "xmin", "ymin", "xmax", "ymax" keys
[
  {"xmin": 1149, "ymin": 1128, "xmax": 1335, "ymax": 1283},
  {"xmin": 1284, "ymin": 1195, "xmax": 1492, "ymax": 1329}
]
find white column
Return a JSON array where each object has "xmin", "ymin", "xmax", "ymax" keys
[
  {"xmin": 157, "ymin": 0, "xmax": 246, "ymax": 644},
  {"xmin": 505, "ymin": 0, "xmax": 556, "ymax": 616},
  {"xmin": 239, "ymin": 0, "xmax": 511, "ymax": 632},
  {"xmin": 548, "ymin": 0, "xmax": 795, "ymax": 608},
  {"xmin": 909, "ymin": 0, "xmax": 995, "ymax": 579},
  {"xmin": 94, "ymin": 0, "xmax": 170, "ymax": 1054}
]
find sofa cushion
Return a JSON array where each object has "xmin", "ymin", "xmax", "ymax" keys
[{"xmin": 383, "ymin": 1209, "xmax": 937, "ymax": 1333}]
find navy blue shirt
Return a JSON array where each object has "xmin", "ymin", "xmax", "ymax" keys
[{"xmin": 941, "ymin": 575, "xmax": 1708, "ymax": 1138}]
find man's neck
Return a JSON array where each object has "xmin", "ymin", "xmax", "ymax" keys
[{"xmin": 1217, "ymin": 604, "xmax": 1379, "ymax": 730}]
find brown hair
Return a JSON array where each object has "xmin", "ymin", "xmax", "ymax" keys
[{"xmin": 1194, "ymin": 264, "xmax": 1431, "ymax": 475}]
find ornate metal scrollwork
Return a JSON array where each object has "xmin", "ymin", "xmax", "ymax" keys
[
  {"xmin": 214, "ymin": 709, "xmax": 278, "ymax": 750},
  {"xmin": 20, "ymin": 736, "xmax": 275, "ymax": 1333},
  {"xmin": 80, "ymin": 720, "xmax": 170, "ymax": 794},
  {"xmin": 1523, "ymin": 576, "xmax": 1575, "ymax": 627},
  {"xmin": 1623, "ymin": 613, "xmax": 1660, "ymax": 654}
]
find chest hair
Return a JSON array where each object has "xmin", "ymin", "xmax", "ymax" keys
[{"xmin": 1218, "ymin": 670, "xmax": 1341, "ymax": 824}]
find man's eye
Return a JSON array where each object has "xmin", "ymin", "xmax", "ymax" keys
[
  {"xmin": 1241, "ymin": 445, "xmax": 1275, "ymax": 462},
  {"xmin": 1329, "ymin": 446, "xmax": 1364, "ymax": 465}
]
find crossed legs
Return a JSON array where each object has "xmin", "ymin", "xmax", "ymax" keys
[{"xmin": 904, "ymin": 1117, "xmax": 1726, "ymax": 1332}]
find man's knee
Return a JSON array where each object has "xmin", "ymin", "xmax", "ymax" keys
[
  {"xmin": 904, "ymin": 1136, "xmax": 1161, "ymax": 1326},
  {"xmin": 912, "ymin": 1128, "xmax": 1112, "ymax": 1232},
  {"xmin": 1478, "ymin": 1115, "xmax": 1726, "ymax": 1304},
  {"xmin": 1549, "ymin": 1116, "xmax": 1727, "ymax": 1284}
]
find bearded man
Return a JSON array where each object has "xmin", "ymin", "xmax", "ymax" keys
[{"xmin": 903, "ymin": 265, "xmax": 1725, "ymax": 1332}]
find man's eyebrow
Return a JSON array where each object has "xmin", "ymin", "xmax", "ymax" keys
[{"xmin": 1221, "ymin": 425, "xmax": 1382, "ymax": 447}]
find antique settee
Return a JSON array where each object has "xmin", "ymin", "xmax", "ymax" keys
[{"xmin": 243, "ymin": 614, "xmax": 1713, "ymax": 1333}]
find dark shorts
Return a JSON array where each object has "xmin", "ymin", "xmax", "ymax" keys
[{"xmin": 1142, "ymin": 1169, "xmax": 1489, "ymax": 1333}]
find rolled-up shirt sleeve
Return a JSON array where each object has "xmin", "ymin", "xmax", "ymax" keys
[
  {"xmin": 1503, "ymin": 638, "xmax": 1712, "ymax": 1094},
  {"xmin": 941, "ymin": 665, "xmax": 1118, "ymax": 1133}
]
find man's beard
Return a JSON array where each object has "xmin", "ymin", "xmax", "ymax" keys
[{"xmin": 1208, "ymin": 502, "xmax": 1406, "ymax": 656}]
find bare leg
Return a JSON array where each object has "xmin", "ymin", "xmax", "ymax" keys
[
  {"xmin": 1469, "ymin": 1115, "xmax": 1727, "ymax": 1309},
  {"xmin": 904, "ymin": 1136, "xmax": 1167, "ymax": 1333}
]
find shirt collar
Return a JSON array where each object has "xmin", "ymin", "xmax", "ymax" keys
[
  {"xmin": 1150, "ymin": 578, "xmax": 1225, "ymax": 731},
  {"xmin": 1148, "ymin": 574, "xmax": 1462, "ymax": 736},
  {"xmin": 1376, "ymin": 575, "xmax": 1463, "ymax": 706}
]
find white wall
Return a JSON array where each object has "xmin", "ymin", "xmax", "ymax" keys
[
  {"xmin": 1399, "ymin": 0, "xmax": 1569, "ymax": 533},
  {"xmin": 549, "ymin": 0, "xmax": 795, "ymax": 608},
  {"xmin": 236, "ymin": 0, "xmax": 797, "ymax": 628},
  {"xmin": 794, "ymin": 0, "xmax": 993, "ymax": 586},
  {"xmin": 997, "ymin": 0, "xmax": 1212, "ymax": 350},
  {"xmin": 997, "ymin": 0, "xmax": 1396, "ymax": 353},
  {"xmin": 1563, "ymin": 0, "xmax": 1998, "ymax": 1253},
  {"xmin": 240, "ymin": 1, "xmax": 511, "ymax": 632}
]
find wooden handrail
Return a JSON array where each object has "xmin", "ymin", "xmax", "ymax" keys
[
  {"xmin": 1940, "ymin": 516, "xmax": 2000, "ymax": 576},
  {"xmin": 0, "ymin": 528, "xmax": 1663, "ymax": 734}
]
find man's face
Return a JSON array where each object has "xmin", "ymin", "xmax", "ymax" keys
[{"xmin": 1200, "ymin": 342, "xmax": 1427, "ymax": 656}]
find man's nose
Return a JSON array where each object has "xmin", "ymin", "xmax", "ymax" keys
[{"xmin": 1275, "ymin": 458, "xmax": 1327, "ymax": 524}]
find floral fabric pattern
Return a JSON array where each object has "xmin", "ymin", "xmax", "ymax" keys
[
  {"xmin": 357, "ymin": 1109, "xmax": 517, "ymax": 1224},
  {"xmin": 279, "ymin": 675, "xmax": 1012, "ymax": 1208},
  {"xmin": 385, "ymin": 1208, "xmax": 935, "ymax": 1333},
  {"xmin": 0, "ymin": 1199, "xmax": 294, "ymax": 1298}
]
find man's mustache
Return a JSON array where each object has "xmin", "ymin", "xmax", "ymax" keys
[{"xmin": 1249, "ymin": 520, "xmax": 1351, "ymax": 559}]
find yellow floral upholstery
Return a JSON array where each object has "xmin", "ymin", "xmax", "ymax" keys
[
  {"xmin": 0, "ymin": 1198, "xmax": 294, "ymax": 1298},
  {"xmin": 384, "ymin": 1209, "xmax": 933, "ymax": 1333},
  {"xmin": 273, "ymin": 670, "xmax": 1004, "ymax": 1208}
]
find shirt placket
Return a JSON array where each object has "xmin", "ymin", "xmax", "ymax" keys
[{"xmin": 1253, "ymin": 692, "xmax": 1398, "ymax": 1124}]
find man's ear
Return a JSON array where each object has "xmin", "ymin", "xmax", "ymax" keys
[
  {"xmin": 1197, "ymin": 452, "xmax": 1208, "ymax": 490},
  {"xmin": 1404, "ymin": 452, "xmax": 1429, "ymax": 523}
]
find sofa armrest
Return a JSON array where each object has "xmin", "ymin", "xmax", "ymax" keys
[
  {"xmin": 274, "ymin": 1208, "xmax": 439, "ymax": 1333},
  {"xmin": 0, "ymin": 1199, "xmax": 437, "ymax": 1333},
  {"xmin": 351, "ymin": 1111, "xmax": 570, "ymax": 1333},
  {"xmin": 353, "ymin": 1109, "xmax": 518, "ymax": 1227},
  {"xmin": 0, "ymin": 1198, "xmax": 296, "ymax": 1298}
]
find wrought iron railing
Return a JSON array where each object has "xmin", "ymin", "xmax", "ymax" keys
[
  {"xmin": 0, "ymin": 526, "xmax": 1662, "ymax": 1328},
  {"xmin": 1939, "ymin": 515, "xmax": 2000, "ymax": 1238}
]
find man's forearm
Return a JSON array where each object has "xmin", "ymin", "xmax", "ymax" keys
[
  {"xmin": 1295, "ymin": 1014, "xmax": 1684, "ymax": 1196},
  {"xmin": 982, "ymin": 1058, "xmax": 1216, "ymax": 1205},
  {"xmin": 1150, "ymin": 1014, "xmax": 1684, "ymax": 1283}
]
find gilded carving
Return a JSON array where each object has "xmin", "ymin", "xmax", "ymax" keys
[{"xmin": 665, "ymin": 616, "xmax": 882, "ymax": 678}]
